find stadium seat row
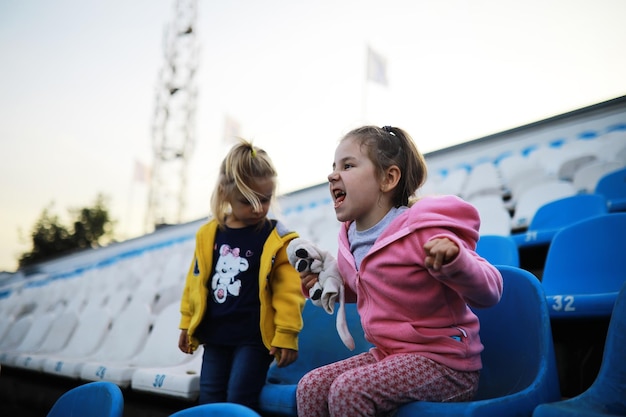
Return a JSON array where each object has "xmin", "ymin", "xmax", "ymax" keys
[
  {"xmin": 424, "ymin": 136, "xmax": 626, "ymax": 231},
  {"xmin": 1, "ymin": 214, "xmax": 624, "ymax": 405},
  {"xmin": 42, "ymin": 267, "xmax": 626, "ymax": 417}
]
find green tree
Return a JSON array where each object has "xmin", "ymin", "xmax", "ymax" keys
[{"xmin": 19, "ymin": 194, "xmax": 115, "ymax": 268}]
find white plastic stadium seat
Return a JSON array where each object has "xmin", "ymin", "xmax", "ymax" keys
[
  {"xmin": 0, "ymin": 311, "xmax": 57, "ymax": 366},
  {"xmin": 131, "ymin": 347, "xmax": 203, "ymax": 401},
  {"xmin": 44, "ymin": 303, "xmax": 152, "ymax": 378},
  {"xmin": 41, "ymin": 308, "xmax": 114, "ymax": 378},
  {"xmin": 79, "ymin": 303, "xmax": 189, "ymax": 388},
  {"xmin": 65, "ymin": 301, "xmax": 153, "ymax": 382},
  {"xmin": 469, "ymin": 195, "xmax": 512, "ymax": 236},
  {"xmin": 434, "ymin": 167, "xmax": 468, "ymax": 197},
  {"xmin": 462, "ymin": 162, "xmax": 503, "ymax": 201},
  {"xmin": 10, "ymin": 310, "xmax": 80, "ymax": 370},
  {"xmin": 0, "ymin": 315, "xmax": 33, "ymax": 353}
]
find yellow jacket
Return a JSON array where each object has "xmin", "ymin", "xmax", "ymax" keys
[{"xmin": 179, "ymin": 219, "xmax": 305, "ymax": 352}]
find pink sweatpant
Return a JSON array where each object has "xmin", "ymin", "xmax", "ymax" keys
[{"xmin": 296, "ymin": 352, "xmax": 479, "ymax": 417}]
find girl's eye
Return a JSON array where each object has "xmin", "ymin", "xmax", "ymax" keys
[{"xmin": 343, "ymin": 164, "xmax": 353, "ymax": 170}]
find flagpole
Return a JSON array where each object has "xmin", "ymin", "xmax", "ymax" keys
[
  {"xmin": 125, "ymin": 165, "xmax": 135, "ymax": 242},
  {"xmin": 362, "ymin": 76, "xmax": 368, "ymax": 124},
  {"xmin": 362, "ymin": 44, "xmax": 369, "ymax": 123}
]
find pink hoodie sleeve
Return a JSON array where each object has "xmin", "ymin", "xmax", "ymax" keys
[
  {"xmin": 429, "ymin": 233, "xmax": 503, "ymax": 308},
  {"xmin": 414, "ymin": 196, "xmax": 503, "ymax": 308}
]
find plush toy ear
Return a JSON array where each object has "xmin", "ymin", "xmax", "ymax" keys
[
  {"xmin": 287, "ymin": 239, "xmax": 305, "ymax": 265},
  {"xmin": 311, "ymin": 286, "xmax": 323, "ymax": 300},
  {"xmin": 295, "ymin": 248, "xmax": 309, "ymax": 259},
  {"xmin": 294, "ymin": 258, "xmax": 310, "ymax": 273}
]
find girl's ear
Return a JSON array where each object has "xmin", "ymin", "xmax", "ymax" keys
[{"xmin": 381, "ymin": 165, "xmax": 401, "ymax": 192}]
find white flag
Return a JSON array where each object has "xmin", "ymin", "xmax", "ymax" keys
[
  {"xmin": 366, "ymin": 46, "xmax": 388, "ymax": 86},
  {"xmin": 133, "ymin": 159, "xmax": 150, "ymax": 183},
  {"xmin": 223, "ymin": 114, "xmax": 242, "ymax": 144}
]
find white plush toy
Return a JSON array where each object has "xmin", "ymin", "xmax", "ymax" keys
[{"xmin": 287, "ymin": 238, "xmax": 355, "ymax": 350}]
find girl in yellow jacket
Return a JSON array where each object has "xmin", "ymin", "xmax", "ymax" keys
[{"xmin": 178, "ymin": 139, "xmax": 305, "ymax": 411}]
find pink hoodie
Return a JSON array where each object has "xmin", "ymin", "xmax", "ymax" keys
[{"xmin": 337, "ymin": 195, "xmax": 503, "ymax": 371}]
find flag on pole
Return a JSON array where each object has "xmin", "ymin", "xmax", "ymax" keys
[
  {"xmin": 133, "ymin": 159, "xmax": 151, "ymax": 183},
  {"xmin": 366, "ymin": 45, "xmax": 388, "ymax": 86},
  {"xmin": 223, "ymin": 114, "xmax": 242, "ymax": 144}
]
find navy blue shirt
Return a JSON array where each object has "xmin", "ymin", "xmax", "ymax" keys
[{"xmin": 195, "ymin": 220, "xmax": 273, "ymax": 345}]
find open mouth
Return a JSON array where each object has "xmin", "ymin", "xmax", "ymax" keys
[{"xmin": 333, "ymin": 189, "xmax": 346, "ymax": 208}]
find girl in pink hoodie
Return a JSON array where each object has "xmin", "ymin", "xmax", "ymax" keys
[{"xmin": 296, "ymin": 126, "xmax": 503, "ymax": 417}]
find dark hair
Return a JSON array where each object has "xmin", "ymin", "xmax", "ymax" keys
[
  {"xmin": 210, "ymin": 139, "xmax": 277, "ymax": 227},
  {"xmin": 341, "ymin": 125, "xmax": 428, "ymax": 207}
]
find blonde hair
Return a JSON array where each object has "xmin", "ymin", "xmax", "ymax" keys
[
  {"xmin": 341, "ymin": 125, "xmax": 428, "ymax": 207},
  {"xmin": 210, "ymin": 139, "xmax": 277, "ymax": 227}
]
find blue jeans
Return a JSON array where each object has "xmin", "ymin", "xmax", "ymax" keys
[{"xmin": 199, "ymin": 343, "xmax": 273, "ymax": 410}]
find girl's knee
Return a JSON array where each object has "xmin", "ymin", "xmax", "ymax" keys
[
  {"xmin": 327, "ymin": 374, "xmax": 375, "ymax": 416},
  {"xmin": 297, "ymin": 370, "xmax": 318, "ymax": 393}
]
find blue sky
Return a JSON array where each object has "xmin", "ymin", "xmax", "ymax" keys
[{"xmin": 1, "ymin": 0, "xmax": 625, "ymax": 272}]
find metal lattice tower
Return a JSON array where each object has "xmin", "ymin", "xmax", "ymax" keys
[{"xmin": 146, "ymin": 0, "xmax": 199, "ymax": 231}]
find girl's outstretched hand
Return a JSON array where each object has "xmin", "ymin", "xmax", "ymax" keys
[
  {"xmin": 424, "ymin": 237, "xmax": 459, "ymax": 271},
  {"xmin": 270, "ymin": 347, "xmax": 298, "ymax": 368}
]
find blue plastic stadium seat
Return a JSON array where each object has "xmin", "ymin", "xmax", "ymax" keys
[
  {"xmin": 395, "ymin": 265, "xmax": 561, "ymax": 417},
  {"xmin": 541, "ymin": 213, "xmax": 626, "ymax": 319},
  {"xmin": 169, "ymin": 402, "xmax": 261, "ymax": 416},
  {"xmin": 510, "ymin": 180, "xmax": 577, "ymax": 231},
  {"xmin": 46, "ymin": 381, "xmax": 124, "ymax": 417},
  {"xmin": 533, "ymin": 281, "xmax": 626, "ymax": 417},
  {"xmin": 595, "ymin": 166, "xmax": 626, "ymax": 212},
  {"xmin": 476, "ymin": 235, "xmax": 520, "ymax": 267},
  {"xmin": 512, "ymin": 194, "xmax": 608, "ymax": 248},
  {"xmin": 259, "ymin": 300, "xmax": 373, "ymax": 416}
]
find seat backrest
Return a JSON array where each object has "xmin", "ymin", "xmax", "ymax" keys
[
  {"xmin": 527, "ymin": 193, "xmax": 608, "ymax": 231},
  {"xmin": 36, "ymin": 310, "xmax": 80, "ymax": 353},
  {"xmin": 152, "ymin": 284, "xmax": 183, "ymax": 315},
  {"xmin": 8, "ymin": 310, "xmax": 58, "ymax": 353},
  {"xmin": 265, "ymin": 300, "xmax": 372, "ymax": 385},
  {"xmin": 463, "ymin": 162, "xmax": 503, "ymax": 201},
  {"xmin": 573, "ymin": 161, "xmax": 623, "ymax": 193},
  {"xmin": 435, "ymin": 168, "xmax": 469, "ymax": 196},
  {"xmin": 102, "ymin": 288, "xmax": 132, "ymax": 316},
  {"xmin": 158, "ymin": 251, "xmax": 188, "ymax": 287},
  {"xmin": 55, "ymin": 308, "xmax": 112, "ymax": 358},
  {"xmin": 498, "ymin": 154, "xmax": 538, "ymax": 183},
  {"xmin": 0, "ymin": 315, "xmax": 14, "ymax": 341},
  {"xmin": 473, "ymin": 265, "xmax": 558, "ymax": 399},
  {"xmin": 46, "ymin": 381, "xmax": 124, "ymax": 417},
  {"xmin": 134, "ymin": 302, "xmax": 188, "ymax": 367},
  {"xmin": 587, "ymin": 281, "xmax": 626, "ymax": 399},
  {"xmin": 93, "ymin": 301, "xmax": 153, "ymax": 361},
  {"xmin": 511, "ymin": 181, "xmax": 577, "ymax": 230},
  {"xmin": 476, "ymin": 235, "xmax": 519, "ymax": 267},
  {"xmin": 0, "ymin": 314, "xmax": 33, "ymax": 350},
  {"xmin": 470, "ymin": 195, "xmax": 512, "ymax": 237},
  {"xmin": 557, "ymin": 154, "xmax": 597, "ymax": 181},
  {"xmin": 595, "ymin": 166, "xmax": 626, "ymax": 210},
  {"xmin": 542, "ymin": 213, "xmax": 626, "ymax": 295},
  {"xmin": 169, "ymin": 402, "xmax": 261, "ymax": 416}
]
